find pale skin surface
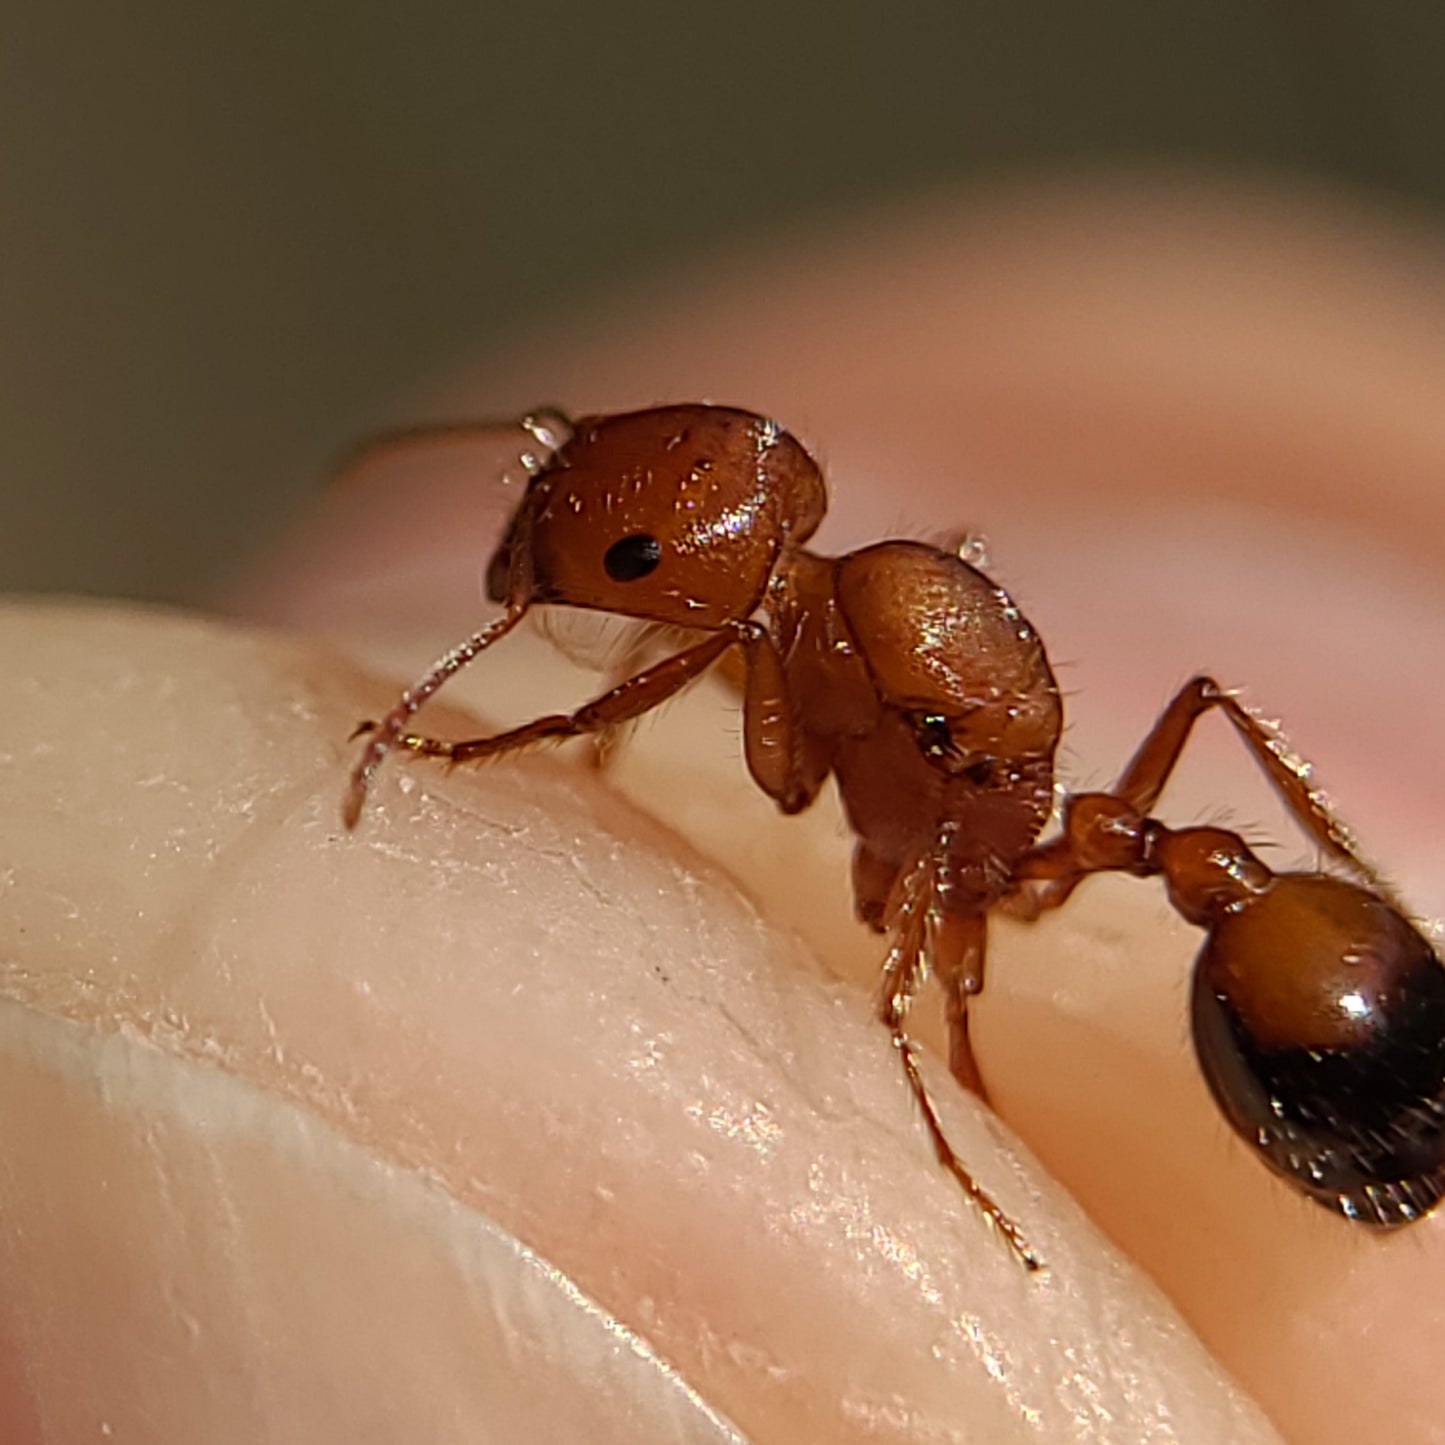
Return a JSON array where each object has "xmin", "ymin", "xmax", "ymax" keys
[{"xmin": 3, "ymin": 175, "xmax": 1444, "ymax": 1442}]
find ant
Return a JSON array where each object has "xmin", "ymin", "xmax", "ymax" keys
[{"xmin": 343, "ymin": 403, "xmax": 1445, "ymax": 1271}]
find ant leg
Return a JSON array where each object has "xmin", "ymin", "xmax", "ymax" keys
[
  {"xmin": 1001, "ymin": 833, "xmax": 1093, "ymax": 919},
  {"xmin": 878, "ymin": 855, "xmax": 1041, "ymax": 1269},
  {"xmin": 859, "ymin": 841, "xmax": 990, "ymax": 1097},
  {"xmin": 1114, "ymin": 675, "xmax": 1383, "ymax": 889},
  {"xmin": 371, "ymin": 630, "xmax": 738, "ymax": 766},
  {"xmin": 930, "ymin": 909, "xmax": 991, "ymax": 1101},
  {"xmin": 580, "ymin": 629, "xmax": 662, "ymax": 773},
  {"xmin": 851, "ymin": 845, "xmax": 894, "ymax": 930},
  {"xmin": 735, "ymin": 623, "xmax": 830, "ymax": 815},
  {"xmin": 1003, "ymin": 687, "xmax": 1445, "ymax": 1227},
  {"xmin": 344, "ymin": 605, "xmax": 528, "ymax": 826},
  {"xmin": 1007, "ymin": 674, "xmax": 1392, "ymax": 918}
]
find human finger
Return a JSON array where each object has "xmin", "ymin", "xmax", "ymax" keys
[
  {"xmin": 0, "ymin": 600, "xmax": 1279, "ymax": 1442},
  {"xmin": 241, "ymin": 172, "xmax": 1445, "ymax": 1445}
]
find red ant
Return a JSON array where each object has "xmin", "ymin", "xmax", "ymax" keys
[{"xmin": 344, "ymin": 403, "xmax": 1445, "ymax": 1271}]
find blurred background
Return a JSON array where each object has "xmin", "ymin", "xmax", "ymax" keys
[{"xmin": 2, "ymin": 2, "xmax": 1442, "ymax": 603}]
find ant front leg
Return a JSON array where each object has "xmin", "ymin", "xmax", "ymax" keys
[
  {"xmin": 363, "ymin": 629, "xmax": 738, "ymax": 770},
  {"xmin": 734, "ymin": 622, "xmax": 831, "ymax": 816},
  {"xmin": 578, "ymin": 629, "xmax": 661, "ymax": 774}
]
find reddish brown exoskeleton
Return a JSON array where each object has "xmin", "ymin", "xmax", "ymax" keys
[{"xmin": 344, "ymin": 404, "xmax": 1445, "ymax": 1270}]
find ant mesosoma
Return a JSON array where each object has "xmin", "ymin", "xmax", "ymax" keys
[{"xmin": 343, "ymin": 403, "xmax": 1445, "ymax": 1271}]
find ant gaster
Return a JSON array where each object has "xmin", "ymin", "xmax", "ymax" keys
[{"xmin": 344, "ymin": 404, "xmax": 1445, "ymax": 1271}]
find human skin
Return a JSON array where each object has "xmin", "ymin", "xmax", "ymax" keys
[{"xmin": 4, "ymin": 175, "xmax": 1444, "ymax": 1442}]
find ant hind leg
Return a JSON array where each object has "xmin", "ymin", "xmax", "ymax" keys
[
  {"xmin": 1007, "ymin": 674, "xmax": 1399, "ymax": 919},
  {"xmin": 1115, "ymin": 675, "xmax": 1388, "ymax": 894}
]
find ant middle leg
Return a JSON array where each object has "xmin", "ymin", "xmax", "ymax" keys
[
  {"xmin": 877, "ymin": 850, "xmax": 1038, "ymax": 1267},
  {"xmin": 863, "ymin": 842, "xmax": 990, "ymax": 1097},
  {"xmin": 861, "ymin": 843, "xmax": 988, "ymax": 1092},
  {"xmin": 936, "ymin": 918, "xmax": 990, "ymax": 1100}
]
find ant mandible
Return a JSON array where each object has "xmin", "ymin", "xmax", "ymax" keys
[{"xmin": 343, "ymin": 403, "xmax": 1445, "ymax": 1271}]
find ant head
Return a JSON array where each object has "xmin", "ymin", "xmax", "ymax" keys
[{"xmin": 485, "ymin": 405, "xmax": 826, "ymax": 628}]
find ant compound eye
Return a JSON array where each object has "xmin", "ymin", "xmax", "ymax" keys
[{"xmin": 603, "ymin": 533, "xmax": 663, "ymax": 583}]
